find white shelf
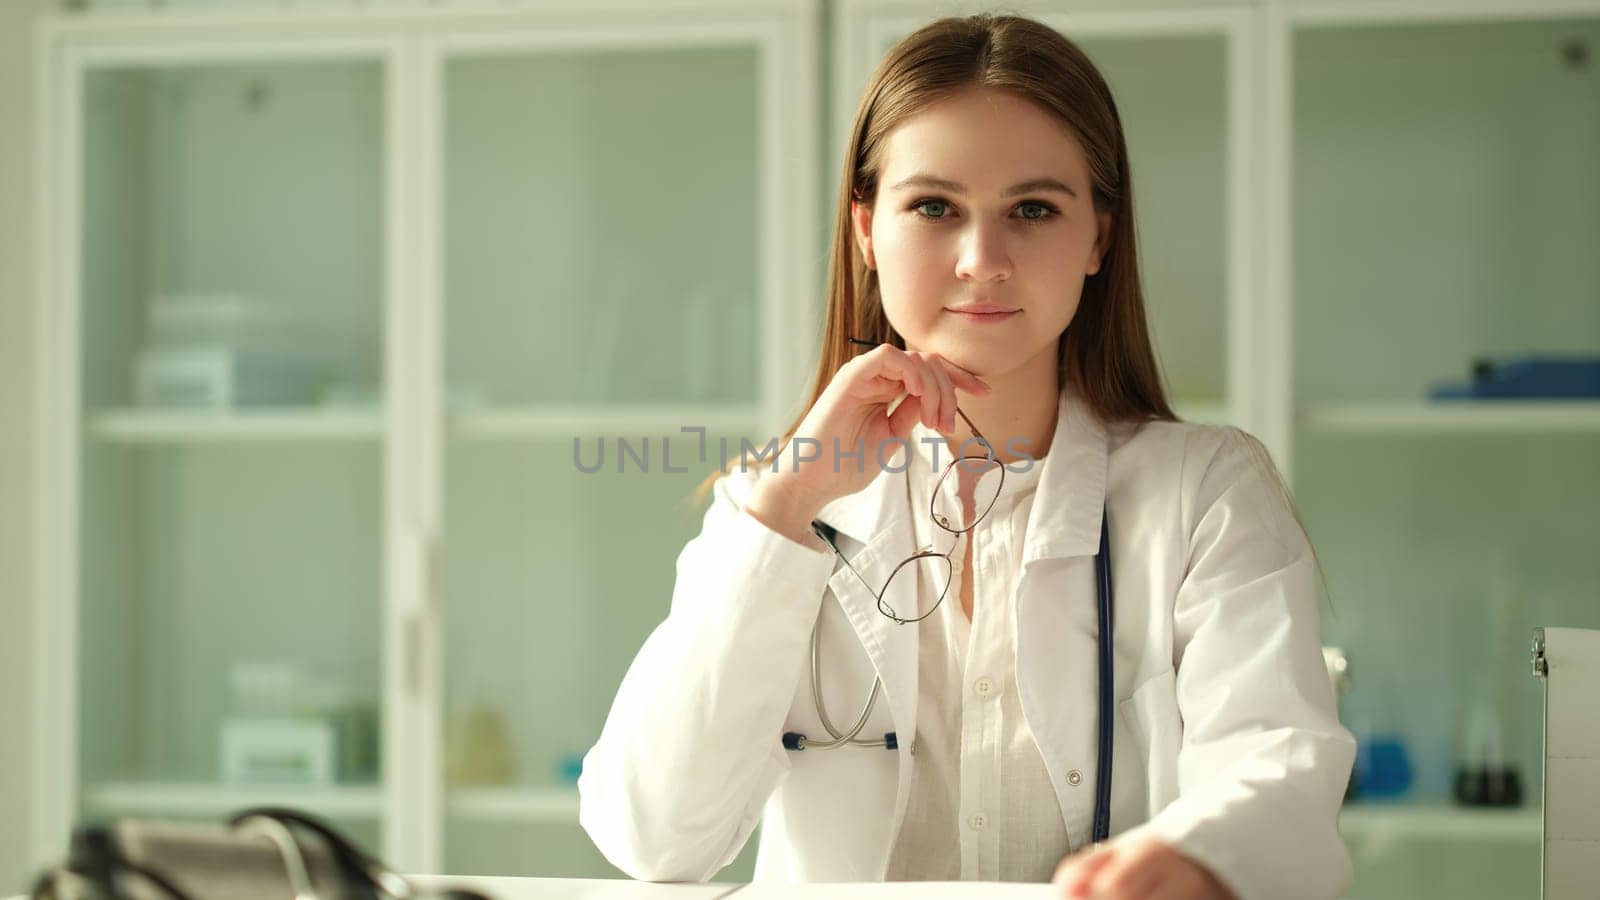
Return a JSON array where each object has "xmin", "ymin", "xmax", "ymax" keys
[
  {"xmin": 1338, "ymin": 803, "xmax": 1541, "ymax": 844},
  {"xmin": 88, "ymin": 408, "xmax": 384, "ymax": 443},
  {"xmin": 1303, "ymin": 401, "xmax": 1600, "ymax": 434},
  {"xmin": 85, "ymin": 405, "xmax": 767, "ymax": 443},
  {"xmin": 450, "ymin": 405, "xmax": 764, "ymax": 440},
  {"xmin": 84, "ymin": 781, "xmax": 384, "ymax": 818},
  {"xmin": 447, "ymin": 785, "xmax": 579, "ymax": 823}
]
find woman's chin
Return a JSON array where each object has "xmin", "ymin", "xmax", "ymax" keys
[
  {"xmin": 899, "ymin": 330, "xmax": 1042, "ymax": 381},
  {"xmin": 930, "ymin": 343, "xmax": 1016, "ymax": 380}
]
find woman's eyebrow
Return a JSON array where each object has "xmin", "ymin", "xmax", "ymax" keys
[{"xmin": 888, "ymin": 173, "xmax": 1079, "ymax": 199}]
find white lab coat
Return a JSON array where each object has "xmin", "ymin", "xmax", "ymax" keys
[{"xmin": 579, "ymin": 387, "xmax": 1356, "ymax": 900}]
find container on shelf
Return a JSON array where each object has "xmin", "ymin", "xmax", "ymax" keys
[
  {"xmin": 135, "ymin": 345, "xmax": 329, "ymax": 408},
  {"xmin": 1352, "ymin": 734, "xmax": 1416, "ymax": 802},
  {"xmin": 1451, "ymin": 560, "xmax": 1526, "ymax": 808},
  {"xmin": 135, "ymin": 292, "xmax": 340, "ymax": 408},
  {"xmin": 220, "ymin": 661, "xmax": 378, "ymax": 786},
  {"xmin": 1431, "ymin": 355, "xmax": 1600, "ymax": 401},
  {"xmin": 220, "ymin": 717, "xmax": 337, "ymax": 785},
  {"xmin": 444, "ymin": 705, "xmax": 513, "ymax": 787}
]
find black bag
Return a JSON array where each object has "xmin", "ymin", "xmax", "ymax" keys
[{"xmin": 30, "ymin": 807, "xmax": 489, "ymax": 900}]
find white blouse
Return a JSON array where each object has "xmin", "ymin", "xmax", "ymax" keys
[{"xmin": 882, "ymin": 418, "xmax": 1073, "ymax": 882}]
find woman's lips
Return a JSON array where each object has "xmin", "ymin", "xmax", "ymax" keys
[{"xmin": 946, "ymin": 307, "xmax": 1020, "ymax": 323}]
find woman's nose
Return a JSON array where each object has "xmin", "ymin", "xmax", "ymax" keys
[{"xmin": 953, "ymin": 221, "xmax": 1013, "ymax": 283}]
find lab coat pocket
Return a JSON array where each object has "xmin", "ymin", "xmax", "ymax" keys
[
  {"xmin": 1118, "ymin": 667, "xmax": 1182, "ymax": 820},
  {"xmin": 782, "ymin": 588, "xmax": 891, "ymax": 743}
]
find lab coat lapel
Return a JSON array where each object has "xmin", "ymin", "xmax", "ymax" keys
[
  {"xmin": 1012, "ymin": 384, "xmax": 1114, "ymax": 848},
  {"xmin": 1021, "ymin": 384, "xmax": 1109, "ymax": 566}
]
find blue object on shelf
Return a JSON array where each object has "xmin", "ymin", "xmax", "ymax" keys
[
  {"xmin": 1430, "ymin": 355, "xmax": 1600, "ymax": 400},
  {"xmin": 558, "ymin": 753, "xmax": 584, "ymax": 784},
  {"xmin": 1353, "ymin": 734, "xmax": 1414, "ymax": 800}
]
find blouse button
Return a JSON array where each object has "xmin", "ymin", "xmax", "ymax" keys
[{"xmin": 1067, "ymin": 769, "xmax": 1083, "ymax": 786}]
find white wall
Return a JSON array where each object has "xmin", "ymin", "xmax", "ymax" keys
[{"xmin": 0, "ymin": 0, "xmax": 54, "ymax": 891}]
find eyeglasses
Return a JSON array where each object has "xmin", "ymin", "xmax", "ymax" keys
[{"xmin": 809, "ymin": 338, "xmax": 1007, "ymax": 625}]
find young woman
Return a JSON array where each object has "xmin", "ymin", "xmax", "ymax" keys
[{"xmin": 579, "ymin": 14, "xmax": 1353, "ymax": 900}]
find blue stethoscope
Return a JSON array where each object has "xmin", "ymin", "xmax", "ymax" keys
[{"xmin": 782, "ymin": 508, "xmax": 1116, "ymax": 844}]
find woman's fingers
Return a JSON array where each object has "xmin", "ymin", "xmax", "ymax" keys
[
  {"xmin": 885, "ymin": 383, "xmax": 924, "ymax": 439},
  {"xmin": 923, "ymin": 354, "xmax": 957, "ymax": 432},
  {"xmin": 1053, "ymin": 843, "xmax": 1115, "ymax": 897},
  {"xmin": 859, "ymin": 346, "xmax": 925, "ymax": 406},
  {"xmin": 862, "ymin": 346, "xmax": 937, "ymax": 430},
  {"xmin": 853, "ymin": 343, "xmax": 991, "ymax": 432},
  {"xmin": 909, "ymin": 354, "xmax": 944, "ymax": 431},
  {"xmin": 1056, "ymin": 837, "xmax": 1226, "ymax": 900},
  {"xmin": 1083, "ymin": 842, "xmax": 1164, "ymax": 899},
  {"xmin": 793, "ymin": 342, "xmax": 993, "ymax": 512}
]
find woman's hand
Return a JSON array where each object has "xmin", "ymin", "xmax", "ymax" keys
[
  {"xmin": 1051, "ymin": 835, "xmax": 1237, "ymax": 900},
  {"xmin": 744, "ymin": 344, "xmax": 989, "ymax": 543}
]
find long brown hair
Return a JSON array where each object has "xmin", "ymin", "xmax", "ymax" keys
[
  {"xmin": 689, "ymin": 13, "xmax": 1332, "ymax": 609},
  {"xmin": 695, "ymin": 13, "xmax": 1172, "ymax": 499}
]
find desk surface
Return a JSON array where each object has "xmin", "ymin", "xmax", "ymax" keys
[
  {"xmin": 412, "ymin": 877, "xmax": 1060, "ymax": 899},
  {"xmin": 8, "ymin": 881, "xmax": 1386, "ymax": 899},
  {"xmin": 0, "ymin": 880, "xmax": 1088, "ymax": 900}
]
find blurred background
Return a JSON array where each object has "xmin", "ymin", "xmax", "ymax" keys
[{"xmin": 0, "ymin": 0, "xmax": 1597, "ymax": 898}]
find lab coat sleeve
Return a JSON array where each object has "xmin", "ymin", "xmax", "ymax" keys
[
  {"xmin": 1121, "ymin": 426, "xmax": 1357, "ymax": 900},
  {"xmin": 578, "ymin": 469, "xmax": 838, "ymax": 882}
]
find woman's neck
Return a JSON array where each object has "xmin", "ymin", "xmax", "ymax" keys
[{"xmin": 932, "ymin": 340, "xmax": 1061, "ymax": 467}]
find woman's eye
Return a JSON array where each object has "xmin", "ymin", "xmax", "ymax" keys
[
  {"xmin": 912, "ymin": 199, "xmax": 950, "ymax": 219},
  {"xmin": 1016, "ymin": 202, "xmax": 1056, "ymax": 222}
]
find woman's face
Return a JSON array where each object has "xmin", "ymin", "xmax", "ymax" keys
[{"xmin": 852, "ymin": 86, "xmax": 1111, "ymax": 379}]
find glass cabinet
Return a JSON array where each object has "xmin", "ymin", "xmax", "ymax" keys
[
  {"xmin": 1287, "ymin": 8, "xmax": 1600, "ymax": 900},
  {"xmin": 38, "ymin": 2, "xmax": 817, "ymax": 877}
]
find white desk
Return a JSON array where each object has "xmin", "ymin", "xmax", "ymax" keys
[
  {"xmin": 412, "ymin": 878, "xmax": 1059, "ymax": 899},
  {"xmin": 7, "ymin": 881, "xmax": 1386, "ymax": 900},
  {"xmin": 411, "ymin": 876, "xmax": 736, "ymax": 899},
  {"xmin": 4, "ymin": 880, "xmax": 1069, "ymax": 899}
]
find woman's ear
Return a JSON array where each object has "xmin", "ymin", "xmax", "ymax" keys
[
  {"xmin": 1086, "ymin": 209, "xmax": 1113, "ymax": 276},
  {"xmin": 850, "ymin": 199, "xmax": 876, "ymax": 270}
]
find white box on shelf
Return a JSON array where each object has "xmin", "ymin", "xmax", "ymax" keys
[
  {"xmin": 220, "ymin": 717, "xmax": 336, "ymax": 785},
  {"xmin": 134, "ymin": 345, "xmax": 326, "ymax": 408}
]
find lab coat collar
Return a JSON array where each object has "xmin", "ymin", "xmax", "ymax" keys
[
  {"xmin": 810, "ymin": 382, "xmax": 1108, "ymax": 564},
  {"xmin": 1021, "ymin": 382, "xmax": 1109, "ymax": 564}
]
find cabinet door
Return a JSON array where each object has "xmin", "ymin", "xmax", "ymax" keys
[
  {"xmin": 432, "ymin": 26, "xmax": 793, "ymax": 879},
  {"xmin": 1290, "ymin": 13, "xmax": 1600, "ymax": 900},
  {"xmin": 440, "ymin": 46, "xmax": 762, "ymax": 413},
  {"xmin": 837, "ymin": 7, "xmax": 1252, "ymax": 426},
  {"xmin": 68, "ymin": 52, "xmax": 391, "ymax": 853}
]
